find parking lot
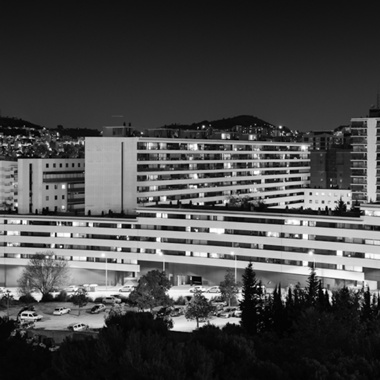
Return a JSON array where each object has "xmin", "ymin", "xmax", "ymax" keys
[{"xmin": 0, "ymin": 286, "xmax": 242, "ymax": 334}]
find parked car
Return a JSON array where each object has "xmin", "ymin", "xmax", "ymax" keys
[
  {"xmin": 206, "ymin": 286, "xmax": 221, "ymax": 293},
  {"xmin": 118, "ymin": 285, "xmax": 136, "ymax": 293},
  {"xmin": 90, "ymin": 303, "xmax": 106, "ymax": 314},
  {"xmin": 212, "ymin": 303, "xmax": 225, "ymax": 316},
  {"xmin": 189, "ymin": 285, "xmax": 206, "ymax": 293},
  {"xmin": 68, "ymin": 323, "xmax": 89, "ymax": 332},
  {"xmin": 65, "ymin": 285, "xmax": 79, "ymax": 292},
  {"xmin": 19, "ymin": 311, "xmax": 43, "ymax": 322},
  {"xmin": 53, "ymin": 307, "xmax": 71, "ymax": 315},
  {"xmin": 218, "ymin": 307, "xmax": 239, "ymax": 318},
  {"xmin": 102, "ymin": 296, "xmax": 122, "ymax": 304},
  {"xmin": 170, "ymin": 306, "xmax": 184, "ymax": 317}
]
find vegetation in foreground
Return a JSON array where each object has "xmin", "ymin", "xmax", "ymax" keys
[{"xmin": 2, "ymin": 264, "xmax": 380, "ymax": 379}]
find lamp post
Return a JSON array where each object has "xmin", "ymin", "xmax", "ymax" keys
[
  {"xmin": 309, "ymin": 250, "xmax": 315, "ymax": 270},
  {"xmin": 231, "ymin": 252, "xmax": 237, "ymax": 282},
  {"xmin": 158, "ymin": 251, "xmax": 165, "ymax": 272},
  {"xmin": 101, "ymin": 253, "xmax": 108, "ymax": 290}
]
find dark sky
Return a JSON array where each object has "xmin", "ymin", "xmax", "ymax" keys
[{"xmin": 1, "ymin": 2, "xmax": 380, "ymax": 132}]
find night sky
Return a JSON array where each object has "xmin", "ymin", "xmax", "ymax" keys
[{"xmin": 2, "ymin": 2, "xmax": 380, "ymax": 132}]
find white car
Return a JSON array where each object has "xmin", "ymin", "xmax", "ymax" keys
[
  {"xmin": 206, "ymin": 286, "xmax": 221, "ymax": 293},
  {"xmin": 118, "ymin": 285, "xmax": 136, "ymax": 293},
  {"xmin": 19, "ymin": 311, "xmax": 43, "ymax": 322},
  {"xmin": 102, "ymin": 296, "xmax": 122, "ymax": 304},
  {"xmin": 53, "ymin": 307, "xmax": 71, "ymax": 315},
  {"xmin": 68, "ymin": 323, "xmax": 89, "ymax": 332},
  {"xmin": 189, "ymin": 285, "xmax": 206, "ymax": 293},
  {"xmin": 65, "ymin": 285, "xmax": 78, "ymax": 292}
]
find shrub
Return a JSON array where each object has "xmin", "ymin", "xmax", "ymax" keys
[
  {"xmin": 175, "ymin": 296, "xmax": 187, "ymax": 305},
  {"xmin": 41, "ymin": 293, "xmax": 54, "ymax": 302},
  {"xmin": 54, "ymin": 290, "xmax": 69, "ymax": 302},
  {"xmin": 18, "ymin": 293, "xmax": 38, "ymax": 304}
]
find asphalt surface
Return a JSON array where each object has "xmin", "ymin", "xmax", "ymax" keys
[{"xmin": 0, "ymin": 286, "xmax": 241, "ymax": 334}]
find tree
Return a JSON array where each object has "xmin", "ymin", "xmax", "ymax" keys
[
  {"xmin": 334, "ymin": 197, "xmax": 347, "ymax": 215},
  {"xmin": 0, "ymin": 290, "xmax": 13, "ymax": 319},
  {"xmin": 305, "ymin": 267, "xmax": 320, "ymax": 307},
  {"xmin": 185, "ymin": 290, "xmax": 215, "ymax": 329},
  {"xmin": 219, "ymin": 268, "xmax": 239, "ymax": 306},
  {"xmin": 129, "ymin": 270, "xmax": 172, "ymax": 312},
  {"xmin": 18, "ymin": 251, "xmax": 69, "ymax": 298},
  {"xmin": 71, "ymin": 288, "xmax": 89, "ymax": 316},
  {"xmin": 239, "ymin": 262, "xmax": 262, "ymax": 334}
]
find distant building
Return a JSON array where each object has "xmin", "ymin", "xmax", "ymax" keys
[
  {"xmin": 310, "ymin": 148, "xmax": 351, "ymax": 189},
  {"xmin": 303, "ymin": 130, "xmax": 335, "ymax": 151},
  {"xmin": 85, "ymin": 134, "xmax": 310, "ymax": 215},
  {"xmin": 350, "ymin": 112, "xmax": 380, "ymax": 203},
  {"xmin": 17, "ymin": 158, "xmax": 85, "ymax": 214},
  {"xmin": 0, "ymin": 160, "xmax": 17, "ymax": 210},
  {"xmin": 304, "ymin": 188, "xmax": 352, "ymax": 211}
]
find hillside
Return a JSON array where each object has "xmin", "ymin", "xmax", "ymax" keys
[{"xmin": 161, "ymin": 115, "xmax": 275, "ymax": 130}]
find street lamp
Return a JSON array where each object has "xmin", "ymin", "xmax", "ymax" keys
[
  {"xmin": 158, "ymin": 251, "xmax": 165, "ymax": 272},
  {"xmin": 231, "ymin": 252, "xmax": 237, "ymax": 282},
  {"xmin": 101, "ymin": 253, "xmax": 108, "ymax": 290},
  {"xmin": 309, "ymin": 250, "xmax": 315, "ymax": 270}
]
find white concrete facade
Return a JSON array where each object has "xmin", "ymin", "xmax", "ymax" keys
[
  {"xmin": 17, "ymin": 158, "xmax": 85, "ymax": 214},
  {"xmin": 304, "ymin": 188, "xmax": 352, "ymax": 211},
  {"xmin": 85, "ymin": 137, "xmax": 310, "ymax": 215},
  {"xmin": 0, "ymin": 160, "xmax": 17, "ymax": 210},
  {"xmin": 1, "ymin": 204, "xmax": 380, "ymax": 290}
]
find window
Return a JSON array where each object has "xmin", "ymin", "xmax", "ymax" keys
[
  {"xmin": 66, "ymin": 163, "xmax": 68, "ymax": 168},
  {"xmin": 46, "ymin": 185, "xmax": 49, "ymax": 190},
  {"xmin": 72, "ymin": 163, "xmax": 75, "ymax": 167},
  {"xmin": 46, "ymin": 164, "xmax": 49, "ymax": 168},
  {"xmin": 62, "ymin": 195, "xmax": 65, "ymax": 199},
  {"xmin": 59, "ymin": 163, "xmax": 62, "ymax": 168},
  {"xmin": 53, "ymin": 163, "xmax": 56, "ymax": 168},
  {"xmin": 46, "ymin": 196, "xmax": 49, "ymax": 201},
  {"xmin": 55, "ymin": 196, "xmax": 58, "ymax": 200},
  {"xmin": 54, "ymin": 185, "xmax": 58, "ymax": 190}
]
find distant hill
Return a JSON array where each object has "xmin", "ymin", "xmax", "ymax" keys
[
  {"xmin": 0, "ymin": 117, "xmax": 101, "ymax": 137},
  {"xmin": 0, "ymin": 116, "xmax": 43, "ymax": 134},
  {"xmin": 161, "ymin": 115, "xmax": 275, "ymax": 130}
]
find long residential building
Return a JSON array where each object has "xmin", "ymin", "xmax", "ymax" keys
[
  {"xmin": 1, "ymin": 203, "xmax": 380, "ymax": 290},
  {"xmin": 85, "ymin": 135, "xmax": 310, "ymax": 214}
]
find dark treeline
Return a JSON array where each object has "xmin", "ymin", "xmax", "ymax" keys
[{"xmin": 2, "ymin": 265, "xmax": 380, "ymax": 379}]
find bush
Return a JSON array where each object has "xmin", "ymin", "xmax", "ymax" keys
[
  {"xmin": 54, "ymin": 290, "xmax": 69, "ymax": 302},
  {"xmin": 175, "ymin": 296, "xmax": 187, "ymax": 305},
  {"xmin": 18, "ymin": 294, "xmax": 38, "ymax": 304},
  {"xmin": 41, "ymin": 293, "xmax": 54, "ymax": 302}
]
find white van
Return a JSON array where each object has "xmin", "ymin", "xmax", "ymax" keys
[{"xmin": 19, "ymin": 311, "xmax": 43, "ymax": 322}]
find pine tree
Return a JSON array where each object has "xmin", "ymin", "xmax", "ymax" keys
[
  {"xmin": 240, "ymin": 262, "xmax": 261, "ymax": 334},
  {"xmin": 305, "ymin": 267, "xmax": 320, "ymax": 307}
]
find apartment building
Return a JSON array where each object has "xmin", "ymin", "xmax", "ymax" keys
[
  {"xmin": 351, "ymin": 111, "xmax": 380, "ymax": 203},
  {"xmin": 0, "ymin": 160, "xmax": 17, "ymax": 210},
  {"xmin": 85, "ymin": 136, "xmax": 310, "ymax": 215},
  {"xmin": 1, "ymin": 203, "xmax": 380, "ymax": 290},
  {"xmin": 17, "ymin": 158, "xmax": 85, "ymax": 214}
]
